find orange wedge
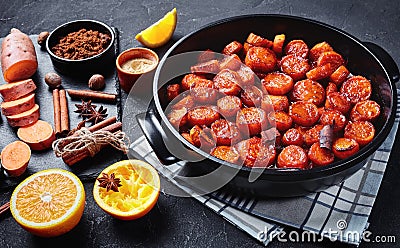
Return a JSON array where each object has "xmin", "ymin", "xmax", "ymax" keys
[
  {"xmin": 135, "ymin": 8, "xmax": 177, "ymax": 48},
  {"xmin": 10, "ymin": 169, "xmax": 85, "ymax": 237},
  {"xmin": 93, "ymin": 159, "xmax": 160, "ymax": 220}
]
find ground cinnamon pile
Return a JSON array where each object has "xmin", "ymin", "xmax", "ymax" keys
[{"xmin": 51, "ymin": 29, "xmax": 111, "ymax": 60}]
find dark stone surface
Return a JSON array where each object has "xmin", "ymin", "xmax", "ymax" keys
[
  {"xmin": 0, "ymin": 0, "xmax": 399, "ymax": 247},
  {"xmin": 0, "ymin": 32, "xmax": 124, "ymax": 191}
]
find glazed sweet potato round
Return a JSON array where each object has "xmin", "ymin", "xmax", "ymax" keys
[
  {"xmin": 289, "ymin": 101, "xmax": 319, "ymax": 127},
  {"xmin": 245, "ymin": 46, "xmax": 277, "ymax": 73},
  {"xmin": 190, "ymin": 78, "xmax": 218, "ymax": 103},
  {"xmin": 261, "ymin": 72, "xmax": 294, "ymax": 95},
  {"xmin": 290, "ymin": 79, "xmax": 325, "ymax": 106},
  {"xmin": 235, "ymin": 136, "xmax": 276, "ymax": 167},
  {"xmin": 332, "ymin": 138, "xmax": 360, "ymax": 159},
  {"xmin": 319, "ymin": 109, "xmax": 347, "ymax": 132},
  {"xmin": 308, "ymin": 142, "xmax": 335, "ymax": 167},
  {"xmin": 217, "ymin": 95, "xmax": 242, "ymax": 119},
  {"xmin": 181, "ymin": 73, "xmax": 205, "ymax": 91},
  {"xmin": 325, "ymin": 92, "xmax": 351, "ymax": 114},
  {"xmin": 282, "ymin": 128, "xmax": 304, "ymax": 146},
  {"xmin": 187, "ymin": 106, "xmax": 220, "ymax": 127},
  {"xmin": 211, "ymin": 146, "xmax": 240, "ymax": 164},
  {"xmin": 316, "ymin": 51, "xmax": 345, "ymax": 71},
  {"xmin": 277, "ymin": 145, "xmax": 308, "ymax": 169},
  {"xmin": 263, "ymin": 95, "xmax": 289, "ymax": 112},
  {"xmin": 240, "ymin": 85, "xmax": 263, "ymax": 107},
  {"xmin": 350, "ymin": 100, "xmax": 381, "ymax": 122},
  {"xmin": 280, "ymin": 55, "xmax": 310, "ymax": 81},
  {"xmin": 284, "ymin": 40, "xmax": 309, "ymax": 58},
  {"xmin": 340, "ymin": 75, "xmax": 372, "ymax": 104},
  {"xmin": 236, "ymin": 107, "xmax": 268, "ymax": 136},
  {"xmin": 211, "ymin": 119, "xmax": 241, "ymax": 146},
  {"xmin": 213, "ymin": 69, "xmax": 242, "ymax": 96},
  {"xmin": 344, "ymin": 121, "xmax": 375, "ymax": 146},
  {"xmin": 274, "ymin": 111, "xmax": 293, "ymax": 132}
]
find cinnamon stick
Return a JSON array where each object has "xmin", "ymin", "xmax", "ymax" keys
[
  {"xmin": 59, "ymin": 89, "xmax": 69, "ymax": 134},
  {"xmin": 0, "ymin": 202, "xmax": 10, "ymax": 216},
  {"xmin": 87, "ymin": 116, "xmax": 117, "ymax": 132},
  {"xmin": 98, "ymin": 122, "xmax": 122, "ymax": 133},
  {"xmin": 52, "ymin": 89, "xmax": 61, "ymax": 134},
  {"xmin": 67, "ymin": 89, "xmax": 117, "ymax": 103}
]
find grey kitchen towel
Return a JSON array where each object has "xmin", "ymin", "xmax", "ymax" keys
[{"xmin": 130, "ymin": 89, "xmax": 399, "ymax": 246}]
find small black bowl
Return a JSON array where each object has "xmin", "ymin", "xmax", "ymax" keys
[{"xmin": 46, "ymin": 20, "xmax": 115, "ymax": 78}]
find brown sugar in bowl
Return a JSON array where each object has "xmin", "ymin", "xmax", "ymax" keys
[
  {"xmin": 116, "ymin": 47, "xmax": 159, "ymax": 93},
  {"xmin": 46, "ymin": 20, "xmax": 115, "ymax": 78}
]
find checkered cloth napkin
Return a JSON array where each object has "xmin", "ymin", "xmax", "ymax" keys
[{"xmin": 130, "ymin": 89, "xmax": 399, "ymax": 246}]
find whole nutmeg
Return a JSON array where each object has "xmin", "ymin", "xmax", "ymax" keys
[
  {"xmin": 45, "ymin": 72, "xmax": 62, "ymax": 89},
  {"xmin": 37, "ymin": 31, "xmax": 50, "ymax": 47},
  {"xmin": 88, "ymin": 74, "xmax": 105, "ymax": 90}
]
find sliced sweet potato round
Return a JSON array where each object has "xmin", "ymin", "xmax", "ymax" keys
[{"xmin": 17, "ymin": 120, "xmax": 56, "ymax": 151}]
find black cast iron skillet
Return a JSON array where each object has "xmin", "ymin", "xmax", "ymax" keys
[{"xmin": 138, "ymin": 14, "xmax": 399, "ymax": 197}]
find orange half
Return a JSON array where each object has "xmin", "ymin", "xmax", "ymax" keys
[
  {"xmin": 93, "ymin": 160, "xmax": 160, "ymax": 220},
  {"xmin": 10, "ymin": 169, "xmax": 85, "ymax": 237}
]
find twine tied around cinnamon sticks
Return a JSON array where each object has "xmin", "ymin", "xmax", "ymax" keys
[{"xmin": 53, "ymin": 128, "xmax": 130, "ymax": 165}]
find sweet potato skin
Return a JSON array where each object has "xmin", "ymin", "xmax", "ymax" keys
[
  {"xmin": 1, "ymin": 28, "xmax": 38, "ymax": 82},
  {"xmin": 6, "ymin": 104, "xmax": 40, "ymax": 127},
  {"xmin": 1, "ymin": 93, "xmax": 35, "ymax": 116},
  {"xmin": 0, "ymin": 78, "xmax": 36, "ymax": 101}
]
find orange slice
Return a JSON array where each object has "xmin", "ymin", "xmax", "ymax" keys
[
  {"xmin": 10, "ymin": 169, "xmax": 85, "ymax": 237},
  {"xmin": 135, "ymin": 8, "xmax": 177, "ymax": 48},
  {"xmin": 93, "ymin": 160, "xmax": 160, "ymax": 220}
]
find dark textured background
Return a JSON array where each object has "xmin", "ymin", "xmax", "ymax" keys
[{"xmin": 0, "ymin": 0, "xmax": 399, "ymax": 247}]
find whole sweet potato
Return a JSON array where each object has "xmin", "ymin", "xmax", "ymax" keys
[{"xmin": 1, "ymin": 28, "xmax": 38, "ymax": 82}]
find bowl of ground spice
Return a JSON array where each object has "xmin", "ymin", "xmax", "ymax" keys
[{"xmin": 46, "ymin": 20, "xmax": 115, "ymax": 77}]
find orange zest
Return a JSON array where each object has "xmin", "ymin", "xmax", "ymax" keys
[{"xmin": 93, "ymin": 159, "xmax": 160, "ymax": 220}]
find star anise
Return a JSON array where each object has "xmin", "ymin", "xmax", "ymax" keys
[
  {"xmin": 97, "ymin": 173, "xmax": 122, "ymax": 192},
  {"xmin": 74, "ymin": 100, "xmax": 97, "ymax": 117},
  {"xmin": 83, "ymin": 105, "xmax": 108, "ymax": 124}
]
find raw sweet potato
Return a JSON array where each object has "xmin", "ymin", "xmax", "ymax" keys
[
  {"xmin": 6, "ymin": 104, "xmax": 39, "ymax": 127},
  {"xmin": 17, "ymin": 120, "xmax": 56, "ymax": 151},
  {"xmin": 0, "ymin": 78, "xmax": 36, "ymax": 101},
  {"xmin": 1, "ymin": 28, "xmax": 38, "ymax": 82},
  {"xmin": 1, "ymin": 93, "xmax": 35, "ymax": 116},
  {"xmin": 1, "ymin": 140, "xmax": 31, "ymax": 177}
]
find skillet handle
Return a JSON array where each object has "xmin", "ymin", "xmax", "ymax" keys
[
  {"xmin": 363, "ymin": 42, "xmax": 400, "ymax": 83},
  {"xmin": 136, "ymin": 110, "xmax": 181, "ymax": 165}
]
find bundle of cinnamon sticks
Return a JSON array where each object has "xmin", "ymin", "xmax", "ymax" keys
[{"xmin": 56, "ymin": 116, "xmax": 123, "ymax": 166}]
